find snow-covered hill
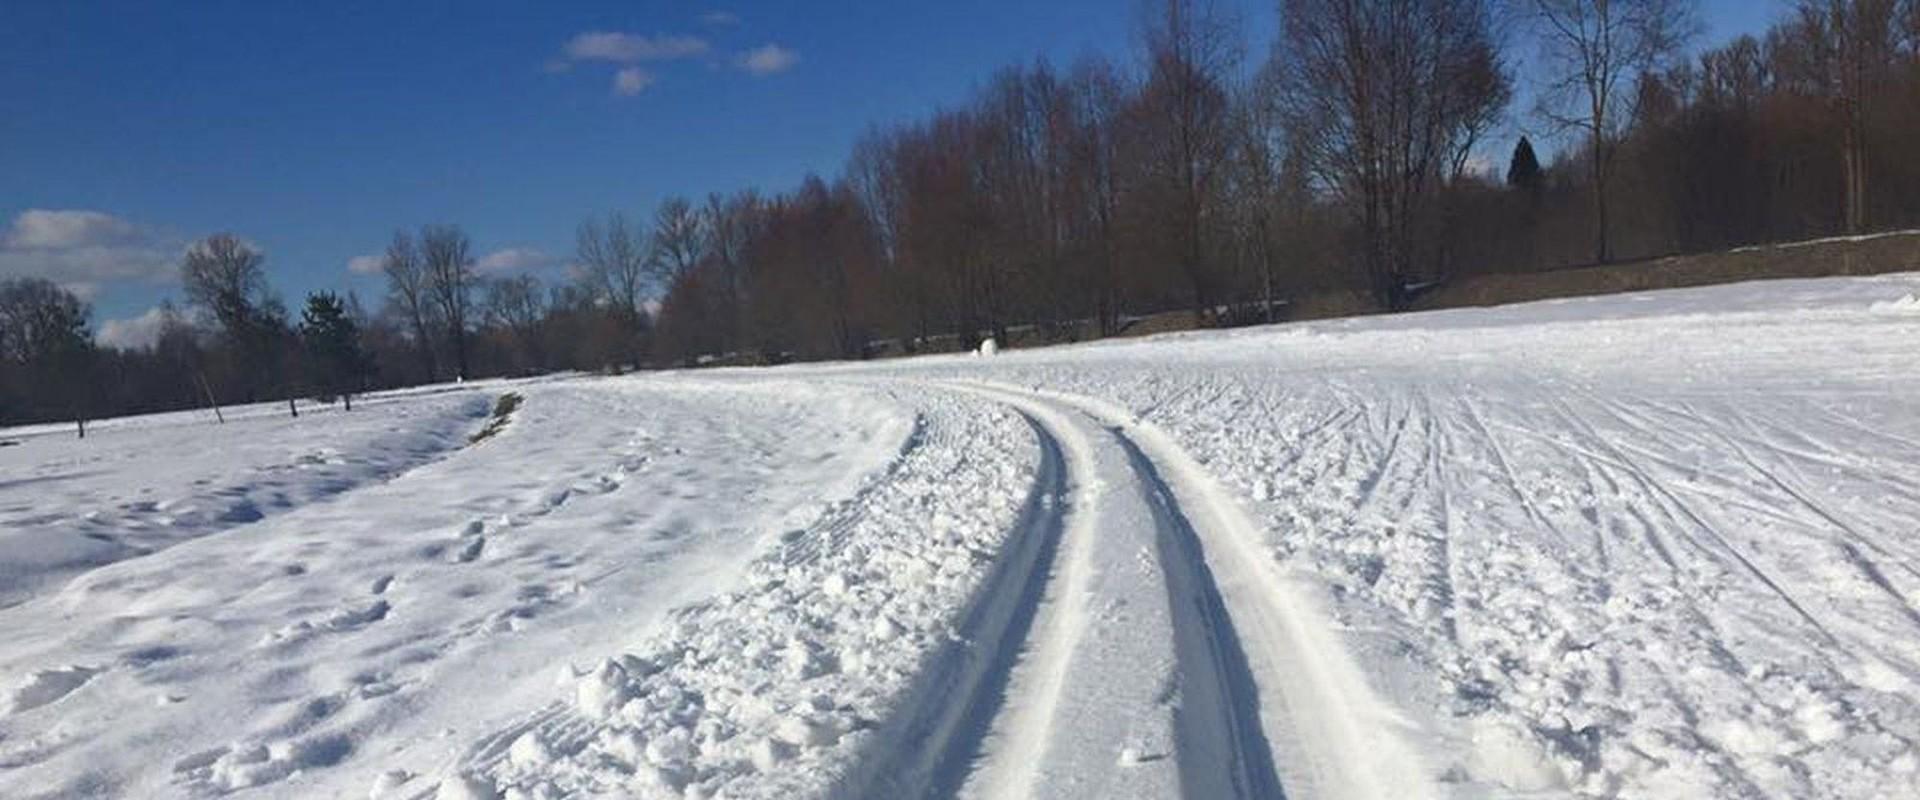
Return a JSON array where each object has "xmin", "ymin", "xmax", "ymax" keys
[{"xmin": 3, "ymin": 274, "xmax": 1918, "ymax": 799}]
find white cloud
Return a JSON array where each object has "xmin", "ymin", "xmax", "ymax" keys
[
  {"xmin": 475, "ymin": 247, "xmax": 557, "ymax": 275},
  {"xmin": 0, "ymin": 209, "xmax": 180, "ymax": 294},
  {"xmin": 96, "ymin": 306, "xmax": 169, "ymax": 350},
  {"xmin": 700, "ymin": 10, "xmax": 741, "ymax": 26},
  {"xmin": 613, "ymin": 67, "xmax": 655, "ymax": 97},
  {"xmin": 738, "ymin": 44, "xmax": 799, "ymax": 76},
  {"xmin": 346, "ymin": 254, "xmax": 384, "ymax": 275},
  {"xmin": 562, "ymin": 32, "xmax": 709, "ymax": 64},
  {"xmin": 5, "ymin": 209, "xmax": 145, "ymax": 250}
]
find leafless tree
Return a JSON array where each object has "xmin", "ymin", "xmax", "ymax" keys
[
  {"xmin": 182, "ymin": 233, "xmax": 272, "ymax": 333},
  {"xmin": 576, "ymin": 212, "xmax": 649, "ymax": 325},
  {"xmin": 484, "ymin": 274, "xmax": 546, "ymax": 372},
  {"xmin": 703, "ymin": 190, "xmax": 764, "ymax": 349},
  {"xmin": 1527, "ymin": 0, "xmax": 1697, "ymax": 263},
  {"xmin": 1274, "ymin": 0, "xmax": 1512, "ymax": 306},
  {"xmin": 650, "ymin": 196, "xmax": 709, "ymax": 285},
  {"xmin": 1137, "ymin": 0, "xmax": 1241, "ymax": 318},
  {"xmin": 380, "ymin": 230, "xmax": 438, "ymax": 382},
  {"xmin": 420, "ymin": 224, "xmax": 475, "ymax": 380},
  {"xmin": 182, "ymin": 233, "xmax": 291, "ymax": 404},
  {"xmin": 1778, "ymin": 0, "xmax": 1906, "ymax": 233},
  {"xmin": 1067, "ymin": 57, "xmax": 1127, "ymax": 334}
]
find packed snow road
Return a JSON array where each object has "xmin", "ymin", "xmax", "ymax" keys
[{"xmin": 2, "ymin": 274, "xmax": 1918, "ymax": 799}]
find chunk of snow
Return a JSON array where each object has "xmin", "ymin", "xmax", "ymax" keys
[
  {"xmin": 508, "ymin": 731, "xmax": 554, "ymax": 769},
  {"xmin": 1468, "ymin": 718, "xmax": 1564, "ymax": 792},
  {"xmin": 573, "ymin": 658, "xmax": 634, "ymax": 720},
  {"xmin": 3, "ymin": 665, "xmax": 99, "ymax": 714},
  {"xmin": 435, "ymin": 773, "xmax": 501, "ymax": 800}
]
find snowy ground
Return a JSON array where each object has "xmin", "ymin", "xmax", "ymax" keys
[{"xmin": 3, "ymin": 274, "xmax": 1918, "ymax": 799}]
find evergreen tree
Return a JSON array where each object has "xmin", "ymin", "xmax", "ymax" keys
[
  {"xmin": 1506, "ymin": 136, "xmax": 1543, "ymax": 192},
  {"xmin": 299, "ymin": 292, "xmax": 368, "ymax": 410}
]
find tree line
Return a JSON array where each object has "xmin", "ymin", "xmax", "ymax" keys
[{"xmin": 5, "ymin": 0, "xmax": 1918, "ymax": 430}]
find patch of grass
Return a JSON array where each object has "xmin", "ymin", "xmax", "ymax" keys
[{"xmin": 468, "ymin": 392, "xmax": 523, "ymax": 445}]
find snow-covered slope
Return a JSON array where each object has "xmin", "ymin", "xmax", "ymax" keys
[
  {"xmin": 0, "ymin": 389, "xmax": 497, "ymax": 608},
  {"xmin": 2, "ymin": 274, "xmax": 1917, "ymax": 799}
]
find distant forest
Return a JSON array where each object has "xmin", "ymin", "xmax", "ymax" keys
[{"xmin": 6, "ymin": 0, "xmax": 1920, "ymax": 429}]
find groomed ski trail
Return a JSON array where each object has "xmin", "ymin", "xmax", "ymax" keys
[{"xmin": 861, "ymin": 379, "xmax": 1437, "ymax": 800}]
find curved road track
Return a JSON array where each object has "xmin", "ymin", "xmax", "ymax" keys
[{"xmin": 852, "ymin": 379, "xmax": 1435, "ymax": 800}]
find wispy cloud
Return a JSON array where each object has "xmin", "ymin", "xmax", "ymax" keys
[
  {"xmin": 96, "ymin": 306, "xmax": 170, "ymax": 350},
  {"xmin": 612, "ymin": 67, "xmax": 655, "ymax": 97},
  {"xmin": 0, "ymin": 209, "xmax": 181, "ymax": 298},
  {"xmin": 475, "ymin": 247, "xmax": 558, "ymax": 275},
  {"xmin": 346, "ymin": 254, "xmax": 384, "ymax": 275},
  {"xmin": 561, "ymin": 32, "xmax": 709, "ymax": 65},
  {"xmin": 738, "ymin": 44, "xmax": 800, "ymax": 76},
  {"xmin": 700, "ymin": 10, "xmax": 741, "ymax": 27}
]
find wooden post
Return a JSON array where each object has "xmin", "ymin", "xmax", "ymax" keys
[{"xmin": 197, "ymin": 372, "xmax": 226, "ymax": 424}]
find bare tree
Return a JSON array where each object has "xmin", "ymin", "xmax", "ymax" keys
[
  {"xmin": 484, "ymin": 275, "xmax": 547, "ymax": 372},
  {"xmin": 420, "ymin": 225, "xmax": 475, "ymax": 380},
  {"xmin": 1527, "ymin": 0, "xmax": 1697, "ymax": 263},
  {"xmin": 182, "ymin": 233, "xmax": 291, "ymax": 404},
  {"xmin": 1779, "ymin": 0, "xmax": 1905, "ymax": 234},
  {"xmin": 1224, "ymin": 79, "xmax": 1293, "ymax": 321},
  {"xmin": 1068, "ymin": 57, "xmax": 1127, "ymax": 335},
  {"xmin": 181, "ymin": 233, "xmax": 272, "ymax": 334},
  {"xmin": 650, "ymin": 196, "xmax": 709, "ymax": 285},
  {"xmin": 1137, "ymin": 0, "xmax": 1241, "ymax": 318},
  {"xmin": 703, "ymin": 190, "xmax": 764, "ymax": 349},
  {"xmin": 380, "ymin": 230, "xmax": 438, "ymax": 382},
  {"xmin": 1274, "ymin": 0, "xmax": 1512, "ymax": 306},
  {"xmin": 576, "ymin": 212, "xmax": 649, "ymax": 326}
]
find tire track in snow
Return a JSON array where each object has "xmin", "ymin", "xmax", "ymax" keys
[
  {"xmin": 1115, "ymin": 430, "xmax": 1288, "ymax": 800},
  {"xmin": 841, "ymin": 409, "xmax": 1072, "ymax": 799},
  {"xmin": 917, "ymin": 379, "xmax": 1435, "ymax": 800},
  {"xmin": 897, "ymin": 381, "xmax": 1276, "ymax": 799}
]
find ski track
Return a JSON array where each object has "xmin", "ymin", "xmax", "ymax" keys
[{"xmin": 912, "ymin": 380, "xmax": 1436, "ymax": 800}]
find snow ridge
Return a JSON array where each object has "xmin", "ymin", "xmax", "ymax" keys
[{"xmin": 442, "ymin": 389, "xmax": 1038, "ymax": 799}]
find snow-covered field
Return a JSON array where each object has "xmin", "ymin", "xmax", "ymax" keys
[{"xmin": 3, "ymin": 274, "xmax": 1918, "ymax": 799}]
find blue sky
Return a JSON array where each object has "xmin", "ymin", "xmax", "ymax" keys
[{"xmin": 1, "ymin": 0, "xmax": 1780, "ymax": 344}]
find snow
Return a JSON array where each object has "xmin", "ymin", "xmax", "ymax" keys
[{"xmin": 3, "ymin": 273, "xmax": 1920, "ymax": 799}]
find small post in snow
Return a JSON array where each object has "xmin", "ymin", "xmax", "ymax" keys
[{"xmin": 197, "ymin": 372, "xmax": 226, "ymax": 424}]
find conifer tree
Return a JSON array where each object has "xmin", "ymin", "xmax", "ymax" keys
[
  {"xmin": 299, "ymin": 292, "xmax": 369, "ymax": 410},
  {"xmin": 1506, "ymin": 136, "xmax": 1544, "ymax": 193}
]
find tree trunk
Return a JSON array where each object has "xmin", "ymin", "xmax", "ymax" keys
[
  {"xmin": 1593, "ymin": 135, "xmax": 1612, "ymax": 264},
  {"xmin": 449, "ymin": 324, "xmax": 469, "ymax": 381},
  {"xmin": 287, "ymin": 397, "xmax": 299, "ymax": 418},
  {"xmin": 75, "ymin": 417, "xmax": 86, "ymax": 439},
  {"xmin": 1842, "ymin": 117, "xmax": 1867, "ymax": 235},
  {"xmin": 344, "ymin": 392, "xmax": 353, "ymax": 412}
]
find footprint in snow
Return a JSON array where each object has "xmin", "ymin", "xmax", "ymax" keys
[
  {"xmin": 453, "ymin": 537, "xmax": 485, "ymax": 563},
  {"xmin": 262, "ymin": 600, "xmax": 391, "ymax": 646}
]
